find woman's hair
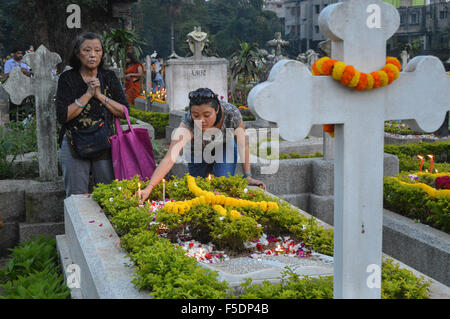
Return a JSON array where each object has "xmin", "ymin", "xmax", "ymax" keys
[
  {"xmin": 127, "ymin": 52, "xmax": 139, "ymax": 65},
  {"xmin": 188, "ymin": 88, "xmax": 223, "ymax": 126},
  {"xmin": 68, "ymin": 32, "xmax": 105, "ymax": 71}
]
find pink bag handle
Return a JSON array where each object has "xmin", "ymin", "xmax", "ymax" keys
[{"xmin": 114, "ymin": 106, "xmax": 134, "ymax": 136}]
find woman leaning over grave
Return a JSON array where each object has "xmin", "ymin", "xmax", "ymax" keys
[
  {"xmin": 138, "ymin": 87, "xmax": 266, "ymax": 203},
  {"xmin": 56, "ymin": 32, "xmax": 129, "ymax": 198}
]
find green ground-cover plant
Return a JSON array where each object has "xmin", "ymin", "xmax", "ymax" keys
[
  {"xmin": 0, "ymin": 236, "xmax": 70, "ymax": 299},
  {"xmin": 129, "ymin": 107, "xmax": 169, "ymax": 139},
  {"xmin": 0, "ymin": 117, "xmax": 39, "ymax": 179},
  {"xmin": 384, "ymin": 141, "xmax": 450, "ymax": 172},
  {"xmin": 384, "ymin": 176, "xmax": 450, "ymax": 233},
  {"xmin": 91, "ymin": 175, "xmax": 431, "ymax": 299},
  {"xmin": 239, "ymin": 259, "xmax": 430, "ymax": 299}
]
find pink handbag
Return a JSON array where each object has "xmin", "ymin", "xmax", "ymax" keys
[{"xmin": 110, "ymin": 106, "xmax": 156, "ymax": 181}]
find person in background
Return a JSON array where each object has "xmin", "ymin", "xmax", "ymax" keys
[
  {"xmin": 3, "ymin": 48, "xmax": 32, "ymax": 121},
  {"xmin": 151, "ymin": 51, "xmax": 164, "ymax": 92},
  {"xmin": 56, "ymin": 32, "xmax": 129, "ymax": 198},
  {"xmin": 138, "ymin": 87, "xmax": 266, "ymax": 203},
  {"xmin": 124, "ymin": 52, "xmax": 143, "ymax": 106}
]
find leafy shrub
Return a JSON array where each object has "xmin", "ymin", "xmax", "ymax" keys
[
  {"xmin": 0, "ymin": 236, "xmax": 58, "ymax": 283},
  {"xmin": 384, "ymin": 177, "xmax": 450, "ymax": 233},
  {"xmin": 0, "ymin": 236, "xmax": 70, "ymax": 299},
  {"xmin": 0, "ymin": 268, "xmax": 70, "ymax": 299},
  {"xmin": 384, "ymin": 141, "xmax": 450, "ymax": 172},
  {"xmin": 129, "ymin": 107, "xmax": 169, "ymax": 139},
  {"xmin": 239, "ymin": 259, "xmax": 431, "ymax": 299}
]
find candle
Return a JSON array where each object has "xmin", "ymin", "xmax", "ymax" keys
[
  {"xmin": 138, "ymin": 183, "xmax": 141, "ymax": 200},
  {"xmin": 208, "ymin": 174, "xmax": 212, "ymax": 188},
  {"xmin": 417, "ymin": 155, "xmax": 424, "ymax": 171},
  {"xmin": 162, "ymin": 179, "xmax": 166, "ymax": 203},
  {"xmin": 427, "ymin": 155, "xmax": 434, "ymax": 173}
]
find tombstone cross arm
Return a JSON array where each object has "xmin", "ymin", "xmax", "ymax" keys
[
  {"xmin": 248, "ymin": 56, "xmax": 450, "ymax": 142},
  {"xmin": 3, "ymin": 67, "xmax": 34, "ymax": 105}
]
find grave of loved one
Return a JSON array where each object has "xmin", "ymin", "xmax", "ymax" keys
[
  {"xmin": 3, "ymin": 45, "xmax": 61, "ymax": 181},
  {"xmin": 248, "ymin": 0, "xmax": 450, "ymax": 298},
  {"xmin": 165, "ymin": 27, "xmax": 228, "ymax": 112}
]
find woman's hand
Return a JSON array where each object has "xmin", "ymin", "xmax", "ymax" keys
[
  {"xmin": 86, "ymin": 77, "xmax": 100, "ymax": 98},
  {"xmin": 247, "ymin": 177, "xmax": 266, "ymax": 191},
  {"xmin": 135, "ymin": 185, "xmax": 152, "ymax": 205}
]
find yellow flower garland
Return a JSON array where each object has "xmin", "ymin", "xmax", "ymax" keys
[
  {"xmin": 312, "ymin": 56, "xmax": 402, "ymax": 138},
  {"xmin": 163, "ymin": 175, "xmax": 279, "ymax": 218}
]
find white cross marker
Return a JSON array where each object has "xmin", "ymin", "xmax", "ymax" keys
[
  {"xmin": 3, "ymin": 45, "xmax": 61, "ymax": 181},
  {"xmin": 248, "ymin": 0, "xmax": 450, "ymax": 298}
]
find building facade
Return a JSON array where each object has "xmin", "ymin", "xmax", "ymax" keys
[{"xmin": 283, "ymin": 0, "xmax": 448, "ymax": 60}]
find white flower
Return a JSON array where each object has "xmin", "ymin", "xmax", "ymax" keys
[
  {"xmin": 243, "ymin": 188, "xmax": 248, "ymax": 193},
  {"xmin": 302, "ymin": 224, "xmax": 307, "ymax": 230},
  {"xmin": 117, "ymin": 187, "xmax": 122, "ymax": 191},
  {"xmin": 174, "ymin": 182, "xmax": 178, "ymax": 187},
  {"xmin": 109, "ymin": 197, "xmax": 114, "ymax": 202}
]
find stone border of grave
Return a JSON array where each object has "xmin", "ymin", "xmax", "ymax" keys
[
  {"xmin": 57, "ymin": 191, "xmax": 450, "ymax": 299},
  {"xmin": 133, "ymin": 97, "xmax": 170, "ymax": 114}
]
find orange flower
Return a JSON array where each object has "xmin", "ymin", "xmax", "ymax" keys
[
  {"xmin": 371, "ymin": 71, "xmax": 381, "ymax": 89},
  {"xmin": 321, "ymin": 59, "xmax": 338, "ymax": 75},
  {"xmin": 340, "ymin": 65, "xmax": 356, "ymax": 86},
  {"xmin": 382, "ymin": 66, "xmax": 395, "ymax": 84},
  {"xmin": 323, "ymin": 124, "xmax": 335, "ymax": 138},
  {"xmin": 355, "ymin": 73, "xmax": 368, "ymax": 91}
]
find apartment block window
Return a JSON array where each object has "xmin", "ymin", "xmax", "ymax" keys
[
  {"xmin": 440, "ymin": 11, "xmax": 448, "ymax": 20},
  {"xmin": 315, "ymin": 25, "xmax": 320, "ymax": 34},
  {"xmin": 291, "ymin": 7, "xmax": 295, "ymax": 16},
  {"xmin": 400, "ymin": 14, "xmax": 406, "ymax": 24},
  {"xmin": 297, "ymin": 6, "xmax": 301, "ymax": 17},
  {"xmin": 315, "ymin": 5, "xmax": 320, "ymax": 14},
  {"xmin": 410, "ymin": 13, "xmax": 418, "ymax": 24}
]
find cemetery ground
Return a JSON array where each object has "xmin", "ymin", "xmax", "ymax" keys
[{"xmin": 1, "ymin": 105, "xmax": 449, "ymax": 298}]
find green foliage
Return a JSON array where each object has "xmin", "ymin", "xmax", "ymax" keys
[
  {"xmin": 381, "ymin": 259, "xmax": 431, "ymax": 299},
  {"xmin": 129, "ymin": 107, "xmax": 169, "ymax": 139},
  {"xmin": 0, "ymin": 268, "xmax": 70, "ymax": 299},
  {"xmin": 111, "ymin": 206, "xmax": 153, "ymax": 235},
  {"xmin": 384, "ymin": 141, "xmax": 450, "ymax": 172},
  {"xmin": 128, "ymin": 232, "xmax": 229, "ymax": 299},
  {"xmin": 384, "ymin": 177, "xmax": 450, "ymax": 233},
  {"xmin": 102, "ymin": 28, "xmax": 145, "ymax": 76},
  {"xmin": 0, "ymin": 117, "xmax": 38, "ymax": 179},
  {"xmin": 239, "ymin": 259, "xmax": 431, "ymax": 299},
  {"xmin": 0, "ymin": 236, "xmax": 58, "ymax": 283},
  {"xmin": 0, "ymin": 236, "xmax": 70, "ymax": 299},
  {"xmin": 240, "ymin": 268, "xmax": 333, "ymax": 299}
]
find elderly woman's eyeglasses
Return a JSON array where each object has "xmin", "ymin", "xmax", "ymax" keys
[{"xmin": 188, "ymin": 89, "xmax": 216, "ymax": 99}]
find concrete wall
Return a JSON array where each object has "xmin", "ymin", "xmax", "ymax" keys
[{"xmin": 0, "ymin": 179, "xmax": 65, "ymax": 256}]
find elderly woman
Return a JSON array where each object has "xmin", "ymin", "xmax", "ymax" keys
[
  {"xmin": 139, "ymin": 87, "xmax": 265, "ymax": 202},
  {"xmin": 56, "ymin": 32, "xmax": 129, "ymax": 197}
]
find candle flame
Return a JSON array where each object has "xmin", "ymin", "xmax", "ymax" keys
[
  {"xmin": 425, "ymin": 169, "xmax": 429, "ymax": 172},
  {"xmin": 436, "ymin": 169, "xmax": 439, "ymax": 173},
  {"xmin": 208, "ymin": 174, "xmax": 212, "ymax": 181},
  {"xmin": 417, "ymin": 155, "xmax": 424, "ymax": 160},
  {"xmin": 427, "ymin": 154, "xmax": 434, "ymax": 159}
]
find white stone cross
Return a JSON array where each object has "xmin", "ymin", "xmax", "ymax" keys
[
  {"xmin": 248, "ymin": 0, "xmax": 450, "ymax": 298},
  {"xmin": 3, "ymin": 45, "xmax": 61, "ymax": 181},
  {"xmin": 145, "ymin": 55, "xmax": 152, "ymax": 93}
]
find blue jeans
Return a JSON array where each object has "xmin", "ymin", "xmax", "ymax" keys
[{"xmin": 188, "ymin": 142, "xmax": 238, "ymax": 178}]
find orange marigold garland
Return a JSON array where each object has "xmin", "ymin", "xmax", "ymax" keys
[{"xmin": 311, "ymin": 56, "xmax": 402, "ymax": 137}]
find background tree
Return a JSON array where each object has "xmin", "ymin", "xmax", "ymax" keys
[
  {"xmin": 230, "ymin": 40, "xmax": 261, "ymax": 103},
  {"xmin": 0, "ymin": 0, "xmax": 135, "ymax": 70}
]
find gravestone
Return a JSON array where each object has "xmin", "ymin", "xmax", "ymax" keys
[
  {"xmin": 248, "ymin": 0, "xmax": 450, "ymax": 298},
  {"xmin": 400, "ymin": 50, "xmax": 409, "ymax": 71},
  {"xmin": 165, "ymin": 27, "xmax": 228, "ymax": 112},
  {"xmin": 0, "ymin": 85, "xmax": 9, "ymax": 125},
  {"xmin": 145, "ymin": 55, "xmax": 152, "ymax": 93},
  {"xmin": 3, "ymin": 45, "xmax": 61, "ymax": 181}
]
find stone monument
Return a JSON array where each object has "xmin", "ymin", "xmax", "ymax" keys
[
  {"xmin": 165, "ymin": 27, "xmax": 228, "ymax": 112},
  {"xmin": 400, "ymin": 50, "xmax": 409, "ymax": 71},
  {"xmin": 248, "ymin": 0, "xmax": 450, "ymax": 298},
  {"xmin": 0, "ymin": 85, "xmax": 9, "ymax": 125},
  {"xmin": 3, "ymin": 45, "xmax": 61, "ymax": 181}
]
